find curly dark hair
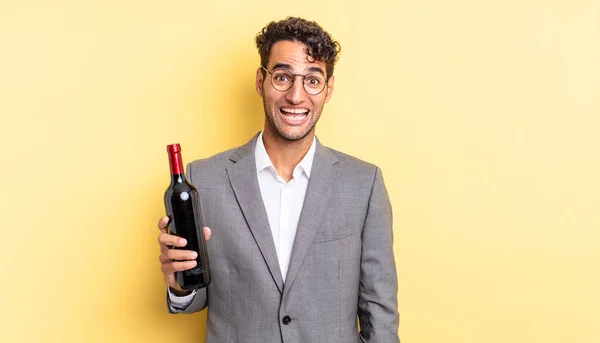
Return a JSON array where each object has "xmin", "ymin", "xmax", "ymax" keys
[{"xmin": 255, "ymin": 17, "xmax": 341, "ymax": 78}]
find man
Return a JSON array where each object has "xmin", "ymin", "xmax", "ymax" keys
[{"xmin": 157, "ymin": 17, "xmax": 400, "ymax": 342}]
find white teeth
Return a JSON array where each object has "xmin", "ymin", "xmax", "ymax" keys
[
  {"xmin": 281, "ymin": 108, "xmax": 308, "ymax": 114},
  {"xmin": 284, "ymin": 115, "xmax": 305, "ymax": 122},
  {"xmin": 280, "ymin": 108, "xmax": 308, "ymax": 122}
]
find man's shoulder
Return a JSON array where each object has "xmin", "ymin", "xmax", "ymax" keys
[
  {"xmin": 187, "ymin": 147, "xmax": 238, "ymax": 171},
  {"xmin": 185, "ymin": 133, "xmax": 256, "ymax": 171},
  {"xmin": 321, "ymin": 144, "xmax": 379, "ymax": 175}
]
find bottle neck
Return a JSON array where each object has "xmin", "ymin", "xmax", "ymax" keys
[
  {"xmin": 168, "ymin": 151, "xmax": 185, "ymax": 184},
  {"xmin": 171, "ymin": 173, "xmax": 184, "ymax": 184}
]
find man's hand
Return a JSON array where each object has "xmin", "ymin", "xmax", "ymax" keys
[{"xmin": 157, "ymin": 216, "xmax": 211, "ymax": 296}]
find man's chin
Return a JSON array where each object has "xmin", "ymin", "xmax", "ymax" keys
[
  {"xmin": 264, "ymin": 113, "xmax": 314, "ymax": 142},
  {"xmin": 276, "ymin": 127, "xmax": 314, "ymax": 142}
]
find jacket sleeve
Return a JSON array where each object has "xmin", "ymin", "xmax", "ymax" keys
[
  {"xmin": 357, "ymin": 166, "xmax": 400, "ymax": 342},
  {"xmin": 166, "ymin": 287, "xmax": 208, "ymax": 314}
]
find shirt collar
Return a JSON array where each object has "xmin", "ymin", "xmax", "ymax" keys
[{"xmin": 255, "ymin": 131, "xmax": 317, "ymax": 179}]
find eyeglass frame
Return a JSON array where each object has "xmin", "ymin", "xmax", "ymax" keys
[{"xmin": 260, "ymin": 65, "xmax": 330, "ymax": 96}]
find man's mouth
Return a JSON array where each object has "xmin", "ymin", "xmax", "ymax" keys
[{"xmin": 280, "ymin": 108, "xmax": 309, "ymax": 122}]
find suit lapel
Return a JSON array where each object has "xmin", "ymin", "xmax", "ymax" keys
[
  {"xmin": 283, "ymin": 142, "xmax": 339, "ymax": 296},
  {"xmin": 226, "ymin": 135, "xmax": 284, "ymax": 294}
]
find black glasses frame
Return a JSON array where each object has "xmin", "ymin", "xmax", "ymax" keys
[{"xmin": 261, "ymin": 65, "xmax": 329, "ymax": 95}]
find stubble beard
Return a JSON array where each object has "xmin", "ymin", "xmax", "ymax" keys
[{"xmin": 263, "ymin": 101, "xmax": 319, "ymax": 142}]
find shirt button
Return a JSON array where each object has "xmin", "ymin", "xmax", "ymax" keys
[{"xmin": 282, "ymin": 315, "xmax": 291, "ymax": 325}]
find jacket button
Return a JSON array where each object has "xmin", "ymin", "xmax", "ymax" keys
[{"xmin": 282, "ymin": 315, "xmax": 291, "ymax": 325}]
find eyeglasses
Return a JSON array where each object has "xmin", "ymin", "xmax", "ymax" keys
[{"xmin": 261, "ymin": 66, "xmax": 329, "ymax": 95}]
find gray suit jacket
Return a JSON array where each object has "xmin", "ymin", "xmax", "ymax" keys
[{"xmin": 167, "ymin": 134, "xmax": 399, "ymax": 343}]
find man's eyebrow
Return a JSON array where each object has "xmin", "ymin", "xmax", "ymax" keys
[
  {"xmin": 307, "ymin": 66, "xmax": 325, "ymax": 76},
  {"xmin": 271, "ymin": 63, "xmax": 293, "ymax": 70},
  {"xmin": 271, "ymin": 64, "xmax": 326, "ymax": 76}
]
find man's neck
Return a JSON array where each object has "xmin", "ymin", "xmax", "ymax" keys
[{"xmin": 262, "ymin": 129, "xmax": 314, "ymax": 182}]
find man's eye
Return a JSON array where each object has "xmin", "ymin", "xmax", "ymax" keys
[
  {"xmin": 275, "ymin": 74, "xmax": 291, "ymax": 82},
  {"xmin": 306, "ymin": 77, "xmax": 321, "ymax": 85}
]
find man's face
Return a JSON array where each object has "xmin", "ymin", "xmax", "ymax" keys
[{"xmin": 255, "ymin": 40, "xmax": 335, "ymax": 142}]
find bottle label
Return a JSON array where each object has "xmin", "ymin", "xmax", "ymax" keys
[{"xmin": 186, "ymin": 267, "xmax": 203, "ymax": 276}]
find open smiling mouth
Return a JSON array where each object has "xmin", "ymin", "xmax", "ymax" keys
[{"xmin": 280, "ymin": 108, "xmax": 309, "ymax": 123}]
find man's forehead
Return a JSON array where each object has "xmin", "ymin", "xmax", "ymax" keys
[{"xmin": 267, "ymin": 40, "xmax": 326, "ymax": 69}]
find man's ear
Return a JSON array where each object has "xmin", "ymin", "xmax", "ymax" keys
[
  {"xmin": 255, "ymin": 67, "xmax": 264, "ymax": 98},
  {"xmin": 324, "ymin": 74, "xmax": 335, "ymax": 103}
]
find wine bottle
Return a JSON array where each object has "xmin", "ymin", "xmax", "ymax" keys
[{"xmin": 164, "ymin": 143, "xmax": 211, "ymax": 290}]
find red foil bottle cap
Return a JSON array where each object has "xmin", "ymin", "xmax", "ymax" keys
[
  {"xmin": 167, "ymin": 143, "xmax": 184, "ymax": 174},
  {"xmin": 167, "ymin": 144, "xmax": 181, "ymax": 153}
]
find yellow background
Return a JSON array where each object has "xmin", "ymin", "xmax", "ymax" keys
[{"xmin": 1, "ymin": 1, "xmax": 598, "ymax": 342}]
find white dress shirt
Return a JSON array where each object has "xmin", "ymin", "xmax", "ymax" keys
[{"xmin": 169, "ymin": 131, "xmax": 316, "ymax": 310}]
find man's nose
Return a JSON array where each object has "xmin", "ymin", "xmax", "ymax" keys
[{"xmin": 285, "ymin": 77, "xmax": 305, "ymax": 104}]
